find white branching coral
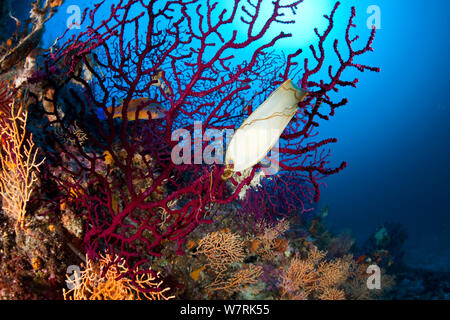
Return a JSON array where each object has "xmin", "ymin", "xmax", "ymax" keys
[{"xmin": 0, "ymin": 101, "xmax": 44, "ymax": 228}]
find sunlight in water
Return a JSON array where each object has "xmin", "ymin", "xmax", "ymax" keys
[{"xmin": 227, "ymin": 0, "xmax": 335, "ymax": 49}]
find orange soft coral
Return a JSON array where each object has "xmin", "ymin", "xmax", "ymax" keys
[
  {"xmin": 196, "ymin": 231, "xmax": 263, "ymax": 295},
  {"xmin": 279, "ymin": 246, "xmax": 351, "ymax": 300},
  {"xmin": 63, "ymin": 254, "xmax": 174, "ymax": 300},
  {"xmin": 196, "ymin": 231, "xmax": 245, "ymax": 274},
  {"xmin": 207, "ymin": 265, "xmax": 263, "ymax": 294}
]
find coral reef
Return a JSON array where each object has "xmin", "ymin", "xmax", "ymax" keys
[
  {"xmin": 35, "ymin": 0, "xmax": 378, "ymax": 268},
  {"xmin": 0, "ymin": 0, "xmax": 399, "ymax": 301},
  {"xmin": 159, "ymin": 213, "xmax": 394, "ymax": 300}
]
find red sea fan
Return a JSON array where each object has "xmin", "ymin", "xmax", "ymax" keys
[{"xmin": 38, "ymin": 0, "xmax": 378, "ymax": 266}]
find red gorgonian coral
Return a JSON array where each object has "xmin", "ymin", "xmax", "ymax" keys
[{"xmin": 32, "ymin": 0, "xmax": 379, "ymax": 266}]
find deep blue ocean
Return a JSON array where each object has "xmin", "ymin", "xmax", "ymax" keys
[{"xmin": 29, "ymin": 0, "xmax": 450, "ymax": 271}]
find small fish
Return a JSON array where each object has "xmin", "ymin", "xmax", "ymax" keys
[{"xmin": 106, "ymin": 98, "xmax": 165, "ymax": 121}]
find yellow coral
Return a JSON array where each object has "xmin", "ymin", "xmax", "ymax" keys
[
  {"xmin": 63, "ymin": 254, "xmax": 174, "ymax": 300},
  {"xmin": 279, "ymin": 257, "xmax": 318, "ymax": 297},
  {"xmin": 279, "ymin": 246, "xmax": 351, "ymax": 300},
  {"xmin": 32, "ymin": 257, "xmax": 42, "ymax": 270},
  {"xmin": 319, "ymin": 287, "xmax": 346, "ymax": 300},
  {"xmin": 256, "ymin": 218, "xmax": 290, "ymax": 261},
  {"xmin": 208, "ymin": 265, "xmax": 263, "ymax": 294},
  {"xmin": 317, "ymin": 258, "xmax": 350, "ymax": 290},
  {"xmin": 196, "ymin": 231, "xmax": 263, "ymax": 295},
  {"xmin": 190, "ymin": 266, "xmax": 205, "ymax": 281},
  {"xmin": 103, "ymin": 150, "xmax": 114, "ymax": 166},
  {"xmin": 0, "ymin": 101, "xmax": 44, "ymax": 229},
  {"xmin": 50, "ymin": 0, "xmax": 63, "ymax": 8},
  {"xmin": 196, "ymin": 231, "xmax": 245, "ymax": 273}
]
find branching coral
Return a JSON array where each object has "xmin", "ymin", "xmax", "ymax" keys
[
  {"xmin": 196, "ymin": 231, "xmax": 245, "ymax": 274},
  {"xmin": 25, "ymin": 0, "xmax": 380, "ymax": 269},
  {"xmin": 318, "ymin": 287, "xmax": 346, "ymax": 300},
  {"xmin": 207, "ymin": 264, "xmax": 263, "ymax": 294},
  {"xmin": 342, "ymin": 258, "xmax": 395, "ymax": 300},
  {"xmin": 172, "ymin": 212, "xmax": 395, "ymax": 300},
  {"xmin": 185, "ymin": 221, "xmax": 390, "ymax": 300},
  {"xmin": 0, "ymin": 81, "xmax": 11, "ymax": 116},
  {"xmin": 279, "ymin": 246, "xmax": 350, "ymax": 300},
  {"xmin": 0, "ymin": 0, "xmax": 390, "ymax": 302},
  {"xmin": 195, "ymin": 230, "xmax": 263, "ymax": 295},
  {"xmin": 0, "ymin": 99, "xmax": 44, "ymax": 229},
  {"xmin": 255, "ymin": 218, "xmax": 290, "ymax": 261},
  {"xmin": 63, "ymin": 254, "xmax": 174, "ymax": 300}
]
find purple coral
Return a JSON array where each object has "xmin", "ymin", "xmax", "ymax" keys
[{"xmin": 37, "ymin": 0, "xmax": 379, "ymax": 267}]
